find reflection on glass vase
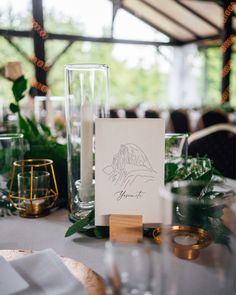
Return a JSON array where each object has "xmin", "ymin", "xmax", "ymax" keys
[
  {"xmin": 34, "ymin": 96, "xmax": 66, "ymax": 140},
  {"xmin": 165, "ymin": 133, "xmax": 188, "ymax": 164},
  {"xmin": 65, "ymin": 64, "xmax": 109, "ymax": 221}
]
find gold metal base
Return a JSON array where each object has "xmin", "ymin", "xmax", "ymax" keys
[
  {"xmin": 173, "ymin": 246, "xmax": 200, "ymax": 260},
  {"xmin": 153, "ymin": 225, "xmax": 212, "ymax": 260},
  {"xmin": 19, "ymin": 209, "xmax": 50, "ymax": 218}
]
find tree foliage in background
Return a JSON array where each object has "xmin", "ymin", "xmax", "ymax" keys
[
  {"xmin": 0, "ymin": 4, "xmax": 235, "ymax": 108},
  {"xmin": 0, "ymin": 6, "xmax": 165, "ymax": 109},
  {"xmin": 206, "ymin": 47, "xmax": 236, "ymax": 107}
]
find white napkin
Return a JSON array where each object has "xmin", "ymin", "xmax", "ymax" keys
[
  {"xmin": 10, "ymin": 249, "xmax": 86, "ymax": 295},
  {"xmin": 0, "ymin": 256, "xmax": 29, "ymax": 295}
]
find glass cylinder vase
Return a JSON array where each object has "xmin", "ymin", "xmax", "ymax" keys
[
  {"xmin": 65, "ymin": 64, "xmax": 109, "ymax": 221},
  {"xmin": 0, "ymin": 133, "xmax": 24, "ymax": 199}
]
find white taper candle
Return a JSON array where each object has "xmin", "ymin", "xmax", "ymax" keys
[{"xmin": 80, "ymin": 96, "xmax": 93, "ymax": 200}]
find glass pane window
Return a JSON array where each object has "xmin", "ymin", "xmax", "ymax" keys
[{"xmin": 0, "ymin": 0, "xmax": 32, "ymax": 30}]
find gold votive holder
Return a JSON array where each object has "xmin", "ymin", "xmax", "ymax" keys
[
  {"xmin": 8, "ymin": 159, "xmax": 58, "ymax": 218},
  {"xmin": 153, "ymin": 225, "xmax": 212, "ymax": 260},
  {"xmin": 24, "ymin": 199, "xmax": 46, "ymax": 217}
]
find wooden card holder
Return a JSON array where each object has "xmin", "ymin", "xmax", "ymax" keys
[{"xmin": 109, "ymin": 214, "xmax": 143, "ymax": 243}]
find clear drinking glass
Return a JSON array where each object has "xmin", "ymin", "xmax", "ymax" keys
[
  {"xmin": 104, "ymin": 241, "xmax": 153, "ymax": 295},
  {"xmin": 17, "ymin": 171, "xmax": 50, "ymax": 199},
  {"xmin": 65, "ymin": 64, "xmax": 109, "ymax": 221},
  {"xmin": 159, "ymin": 180, "xmax": 236, "ymax": 295},
  {"xmin": 17, "ymin": 171, "xmax": 50, "ymax": 216},
  {"xmin": 165, "ymin": 133, "xmax": 188, "ymax": 164},
  {"xmin": 0, "ymin": 133, "xmax": 24, "ymax": 198}
]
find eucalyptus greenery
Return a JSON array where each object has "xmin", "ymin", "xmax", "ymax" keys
[
  {"xmin": 165, "ymin": 135, "xmax": 181, "ymax": 157},
  {"xmin": 164, "ymin": 157, "xmax": 219, "ymax": 183},
  {"xmin": 0, "ymin": 196, "xmax": 17, "ymax": 217}
]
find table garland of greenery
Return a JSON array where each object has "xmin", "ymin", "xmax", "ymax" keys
[{"xmin": 0, "ymin": 76, "xmax": 233, "ymax": 248}]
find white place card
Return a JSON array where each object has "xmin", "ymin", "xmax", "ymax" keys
[
  {"xmin": 10, "ymin": 249, "xmax": 86, "ymax": 295},
  {"xmin": 95, "ymin": 118, "xmax": 165, "ymax": 225},
  {"xmin": 0, "ymin": 256, "xmax": 29, "ymax": 295}
]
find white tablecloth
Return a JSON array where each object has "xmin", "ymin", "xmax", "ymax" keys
[
  {"xmin": 0, "ymin": 209, "xmax": 107, "ymax": 278},
  {"xmin": 1, "ymin": 178, "xmax": 236, "ymax": 294}
]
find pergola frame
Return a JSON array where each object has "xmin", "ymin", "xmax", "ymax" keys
[{"xmin": 0, "ymin": 0, "xmax": 235, "ymax": 103}]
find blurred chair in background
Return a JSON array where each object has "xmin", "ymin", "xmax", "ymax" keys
[
  {"xmin": 169, "ymin": 109, "xmax": 192, "ymax": 133},
  {"xmin": 188, "ymin": 124, "xmax": 236, "ymax": 179},
  {"xmin": 144, "ymin": 109, "xmax": 160, "ymax": 118},
  {"xmin": 109, "ymin": 109, "xmax": 119, "ymax": 118},
  {"xmin": 125, "ymin": 109, "xmax": 138, "ymax": 118},
  {"xmin": 197, "ymin": 109, "xmax": 230, "ymax": 129}
]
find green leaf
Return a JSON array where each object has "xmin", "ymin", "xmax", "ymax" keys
[
  {"xmin": 94, "ymin": 226, "xmax": 109, "ymax": 239},
  {"xmin": 196, "ymin": 170, "xmax": 213, "ymax": 181},
  {"xmin": 19, "ymin": 114, "xmax": 30, "ymax": 134},
  {"xmin": 212, "ymin": 167, "xmax": 223, "ymax": 177},
  {"xmin": 165, "ymin": 163, "xmax": 178, "ymax": 183},
  {"xmin": 40, "ymin": 123, "xmax": 52, "ymax": 137},
  {"xmin": 27, "ymin": 118, "xmax": 40, "ymax": 136},
  {"xmin": 65, "ymin": 210, "xmax": 94, "ymax": 237},
  {"xmin": 12, "ymin": 76, "xmax": 27, "ymax": 102},
  {"xmin": 9, "ymin": 103, "xmax": 19, "ymax": 113}
]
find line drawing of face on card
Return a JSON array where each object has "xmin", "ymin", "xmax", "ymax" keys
[{"xmin": 103, "ymin": 143, "xmax": 157, "ymax": 190}]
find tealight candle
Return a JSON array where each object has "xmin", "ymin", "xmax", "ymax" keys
[
  {"xmin": 24, "ymin": 199, "xmax": 46, "ymax": 215},
  {"xmin": 153, "ymin": 225, "xmax": 212, "ymax": 260},
  {"xmin": 174, "ymin": 235, "xmax": 197, "ymax": 246}
]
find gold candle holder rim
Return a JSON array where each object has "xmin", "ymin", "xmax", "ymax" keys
[
  {"xmin": 13, "ymin": 159, "xmax": 53, "ymax": 168},
  {"xmin": 17, "ymin": 170, "xmax": 50, "ymax": 178},
  {"xmin": 153, "ymin": 225, "xmax": 212, "ymax": 260},
  {"xmin": 9, "ymin": 190, "xmax": 58, "ymax": 203}
]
